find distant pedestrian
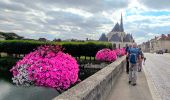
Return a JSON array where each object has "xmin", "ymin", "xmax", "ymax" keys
[
  {"xmin": 143, "ymin": 57, "xmax": 146, "ymax": 65},
  {"xmin": 128, "ymin": 43, "xmax": 141, "ymax": 86}
]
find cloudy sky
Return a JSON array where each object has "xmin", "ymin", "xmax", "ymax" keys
[{"xmin": 0, "ymin": 0, "xmax": 170, "ymax": 44}]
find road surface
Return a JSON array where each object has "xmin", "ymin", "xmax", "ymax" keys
[{"xmin": 144, "ymin": 53, "xmax": 170, "ymax": 100}]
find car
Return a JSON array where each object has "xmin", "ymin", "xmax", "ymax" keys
[{"xmin": 156, "ymin": 50, "xmax": 164, "ymax": 54}]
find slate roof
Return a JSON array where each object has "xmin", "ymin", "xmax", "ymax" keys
[
  {"xmin": 109, "ymin": 33, "xmax": 121, "ymax": 42},
  {"xmin": 99, "ymin": 33, "xmax": 108, "ymax": 41},
  {"xmin": 123, "ymin": 34, "xmax": 133, "ymax": 42},
  {"xmin": 111, "ymin": 23, "xmax": 120, "ymax": 32}
]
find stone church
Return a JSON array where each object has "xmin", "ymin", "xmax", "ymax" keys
[{"xmin": 99, "ymin": 14, "xmax": 134, "ymax": 49}]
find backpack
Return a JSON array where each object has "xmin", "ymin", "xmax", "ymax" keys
[
  {"xmin": 129, "ymin": 53, "xmax": 137, "ymax": 64},
  {"xmin": 128, "ymin": 48, "xmax": 138, "ymax": 64}
]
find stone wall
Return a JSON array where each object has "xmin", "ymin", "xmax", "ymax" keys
[{"xmin": 53, "ymin": 56, "xmax": 126, "ymax": 100}]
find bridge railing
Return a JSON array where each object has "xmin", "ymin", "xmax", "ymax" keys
[{"xmin": 53, "ymin": 56, "xmax": 126, "ymax": 100}]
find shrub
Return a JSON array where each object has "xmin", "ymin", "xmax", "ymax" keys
[
  {"xmin": 10, "ymin": 45, "xmax": 79, "ymax": 91},
  {"xmin": 0, "ymin": 40, "xmax": 51, "ymax": 54},
  {"xmin": 62, "ymin": 42, "xmax": 112, "ymax": 58},
  {"xmin": 0, "ymin": 40, "xmax": 112, "ymax": 58},
  {"xmin": 95, "ymin": 48, "xmax": 117, "ymax": 62}
]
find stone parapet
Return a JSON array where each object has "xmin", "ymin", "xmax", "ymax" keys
[{"xmin": 53, "ymin": 56, "xmax": 126, "ymax": 100}]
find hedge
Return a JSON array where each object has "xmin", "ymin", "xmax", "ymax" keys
[
  {"xmin": 0, "ymin": 40, "xmax": 52, "ymax": 54},
  {"xmin": 0, "ymin": 40, "xmax": 112, "ymax": 57}
]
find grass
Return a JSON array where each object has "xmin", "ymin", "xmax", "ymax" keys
[
  {"xmin": 0, "ymin": 53, "xmax": 7, "ymax": 57},
  {"xmin": 80, "ymin": 56, "xmax": 95, "ymax": 60}
]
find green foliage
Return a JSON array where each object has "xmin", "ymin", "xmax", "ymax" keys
[
  {"xmin": 0, "ymin": 57, "xmax": 20, "ymax": 81},
  {"xmin": 0, "ymin": 40, "xmax": 53, "ymax": 54},
  {"xmin": 0, "ymin": 32, "xmax": 23, "ymax": 40},
  {"xmin": 60, "ymin": 41, "xmax": 112, "ymax": 57},
  {"xmin": 0, "ymin": 57, "xmax": 19, "ymax": 71},
  {"xmin": 0, "ymin": 40, "xmax": 112, "ymax": 57}
]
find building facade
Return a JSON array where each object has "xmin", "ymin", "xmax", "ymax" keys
[
  {"xmin": 99, "ymin": 14, "xmax": 134, "ymax": 49},
  {"xmin": 139, "ymin": 34, "xmax": 170, "ymax": 53}
]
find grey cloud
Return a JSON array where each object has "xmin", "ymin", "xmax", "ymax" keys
[
  {"xmin": 0, "ymin": 1, "xmax": 29, "ymax": 12},
  {"xmin": 11, "ymin": 0, "xmax": 130, "ymax": 13},
  {"xmin": 5, "ymin": 0, "xmax": 170, "ymax": 43},
  {"xmin": 46, "ymin": 11, "xmax": 84, "ymax": 25},
  {"xmin": 47, "ymin": 0, "xmax": 129, "ymax": 12},
  {"xmin": 125, "ymin": 18, "xmax": 170, "ymax": 40},
  {"xmin": 138, "ymin": 0, "xmax": 170, "ymax": 10},
  {"xmin": 46, "ymin": 10, "xmax": 113, "ymax": 34}
]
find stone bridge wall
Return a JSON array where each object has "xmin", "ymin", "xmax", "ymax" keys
[{"xmin": 53, "ymin": 56, "xmax": 126, "ymax": 100}]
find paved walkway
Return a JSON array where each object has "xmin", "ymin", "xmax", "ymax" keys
[{"xmin": 106, "ymin": 68, "xmax": 153, "ymax": 100}]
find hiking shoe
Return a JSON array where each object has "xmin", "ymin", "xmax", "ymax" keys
[
  {"xmin": 132, "ymin": 83, "xmax": 136, "ymax": 86},
  {"xmin": 128, "ymin": 81, "xmax": 131, "ymax": 84},
  {"xmin": 138, "ymin": 69, "xmax": 141, "ymax": 72}
]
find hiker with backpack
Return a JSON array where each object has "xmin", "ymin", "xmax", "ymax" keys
[{"xmin": 128, "ymin": 43, "xmax": 141, "ymax": 86}]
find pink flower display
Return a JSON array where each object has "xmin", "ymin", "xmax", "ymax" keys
[
  {"xmin": 115, "ymin": 48, "xmax": 126, "ymax": 57},
  {"xmin": 95, "ymin": 48, "xmax": 117, "ymax": 62},
  {"xmin": 115, "ymin": 49, "xmax": 121, "ymax": 57},
  {"xmin": 10, "ymin": 45, "xmax": 79, "ymax": 91},
  {"xmin": 120, "ymin": 48, "xmax": 126, "ymax": 56}
]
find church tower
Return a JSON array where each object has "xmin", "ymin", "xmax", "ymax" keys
[
  {"xmin": 99, "ymin": 13, "xmax": 134, "ymax": 49},
  {"xmin": 120, "ymin": 13, "xmax": 124, "ymax": 32}
]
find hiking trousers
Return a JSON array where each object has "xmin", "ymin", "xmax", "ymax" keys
[
  {"xmin": 129, "ymin": 63, "xmax": 137, "ymax": 84},
  {"xmin": 138, "ymin": 61, "xmax": 142, "ymax": 72},
  {"xmin": 126, "ymin": 56, "xmax": 129, "ymax": 73}
]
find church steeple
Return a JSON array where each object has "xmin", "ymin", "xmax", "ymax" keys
[{"xmin": 120, "ymin": 13, "xmax": 124, "ymax": 32}]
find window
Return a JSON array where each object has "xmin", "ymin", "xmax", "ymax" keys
[{"xmin": 113, "ymin": 43, "xmax": 116, "ymax": 49}]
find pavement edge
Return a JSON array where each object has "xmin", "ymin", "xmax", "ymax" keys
[{"xmin": 143, "ymin": 65, "xmax": 162, "ymax": 100}]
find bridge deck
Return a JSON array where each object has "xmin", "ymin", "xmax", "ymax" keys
[{"xmin": 106, "ymin": 68, "xmax": 153, "ymax": 100}]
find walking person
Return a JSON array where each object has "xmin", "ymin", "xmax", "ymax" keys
[
  {"xmin": 125, "ymin": 45, "xmax": 130, "ymax": 74},
  {"xmin": 125, "ymin": 45, "xmax": 132, "ymax": 74},
  {"xmin": 143, "ymin": 57, "xmax": 146, "ymax": 65},
  {"xmin": 128, "ymin": 43, "xmax": 141, "ymax": 86},
  {"xmin": 138, "ymin": 48, "xmax": 144, "ymax": 72}
]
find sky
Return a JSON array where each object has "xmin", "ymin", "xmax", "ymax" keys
[{"xmin": 0, "ymin": 0, "xmax": 170, "ymax": 44}]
